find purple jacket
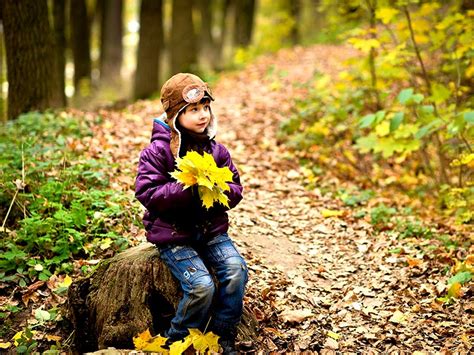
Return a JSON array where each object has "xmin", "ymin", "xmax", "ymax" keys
[{"xmin": 135, "ymin": 119, "xmax": 243, "ymax": 245}]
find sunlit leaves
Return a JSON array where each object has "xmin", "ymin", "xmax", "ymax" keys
[
  {"xmin": 356, "ymin": 134, "xmax": 420, "ymax": 158},
  {"xmin": 376, "ymin": 8, "xmax": 399, "ymax": 24},
  {"xmin": 463, "ymin": 111, "xmax": 474, "ymax": 124},
  {"xmin": 430, "ymin": 83, "xmax": 451, "ymax": 104},
  {"xmin": 414, "ymin": 119, "xmax": 443, "ymax": 140},
  {"xmin": 438, "ymin": 256, "xmax": 474, "ymax": 303},
  {"xmin": 321, "ymin": 209, "xmax": 344, "ymax": 218},
  {"xmin": 133, "ymin": 328, "xmax": 220, "ymax": 354},
  {"xmin": 397, "ymin": 88, "xmax": 423, "ymax": 105},
  {"xmin": 188, "ymin": 329, "xmax": 220, "ymax": 353},
  {"xmin": 358, "ymin": 110, "xmax": 385, "ymax": 129},
  {"xmin": 169, "ymin": 337, "xmax": 192, "ymax": 355},
  {"xmin": 133, "ymin": 329, "xmax": 168, "ymax": 352},
  {"xmin": 390, "ymin": 112, "xmax": 404, "ymax": 132},
  {"xmin": 450, "ymin": 154, "xmax": 474, "ymax": 168},
  {"xmin": 347, "ymin": 37, "xmax": 381, "ymax": 53},
  {"xmin": 171, "ymin": 151, "xmax": 233, "ymax": 209},
  {"xmin": 448, "ymin": 271, "xmax": 472, "ymax": 285}
]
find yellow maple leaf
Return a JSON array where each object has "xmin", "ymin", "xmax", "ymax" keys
[
  {"xmin": 0, "ymin": 342, "xmax": 11, "ymax": 349},
  {"xmin": 171, "ymin": 151, "xmax": 233, "ymax": 209},
  {"xmin": 376, "ymin": 7, "xmax": 399, "ymax": 24},
  {"xmin": 321, "ymin": 209, "xmax": 344, "ymax": 218},
  {"xmin": 210, "ymin": 165, "xmax": 233, "ymax": 191},
  {"xmin": 200, "ymin": 186, "xmax": 229, "ymax": 209},
  {"xmin": 188, "ymin": 329, "xmax": 220, "ymax": 353},
  {"xmin": 58, "ymin": 275, "xmax": 72, "ymax": 288},
  {"xmin": 170, "ymin": 170, "xmax": 197, "ymax": 188},
  {"xmin": 143, "ymin": 335, "xmax": 168, "ymax": 352},
  {"xmin": 447, "ymin": 282, "xmax": 462, "ymax": 299},
  {"xmin": 196, "ymin": 171, "xmax": 215, "ymax": 190},
  {"xmin": 169, "ymin": 336, "xmax": 193, "ymax": 355},
  {"xmin": 133, "ymin": 329, "xmax": 152, "ymax": 350},
  {"xmin": 216, "ymin": 189, "xmax": 230, "ymax": 207}
]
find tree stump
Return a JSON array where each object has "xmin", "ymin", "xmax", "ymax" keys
[{"xmin": 67, "ymin": 243, "xmax": 259, "ymax": 353}]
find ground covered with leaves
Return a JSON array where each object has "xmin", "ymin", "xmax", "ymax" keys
[{"xmin": 1, "ymin": 44, "xmax": 472, "ymax": 353}]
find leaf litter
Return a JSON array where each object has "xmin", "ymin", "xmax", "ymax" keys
[{"xmin": 2, "ymin": 45, "xmax": 472, "ymax": 353}]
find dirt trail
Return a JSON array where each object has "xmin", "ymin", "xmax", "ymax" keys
[
  {"xmin": 123, "ymin": 45, "xmax": 471, "ymax": 352},
  {"xmin": 211, "ymin": 46, "xmax": 470, "ymax": 353}
]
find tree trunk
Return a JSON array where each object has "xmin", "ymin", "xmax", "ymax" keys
[
  {"xmin": 289, "ymin": 0, "xmax": 301, "ymax": 45},
  {"xmin": 100, "ymin": 0, "xmax": 123, "ymax": 85},
  {"xmin": 53, "ymin": 0, "xmax": 67, "ymax": 106},
  {"xmin": 170, "ymin": 0, "xmax": 198, "ymax": 74},
  {"xmin": 134, "ymin": 0, "xmax": 163, "ymax": 100},
  {"xmin": 1, "ymin": 0, "xmax": 62, "ymax": 120},
  {"xmin": 0, "ymin": 7, "xmax": 5, "ymax": 123},
  {"xmin": 213, "ymin": 0, "xmax": 232, "ymax": 69},
  {"xmin": 197, "ymin": 0, "xmax": 215, "ymax": 68},
  {"xmin": 461, "ymin": 0, "xmax": 474, "ymax": 11},
  {"xmin": 67, "ymin": 244, "xmax": 259, "ymax": 353},
  {"xmin": 233, "ymin": 0, "xmax": 255, "ymax": 48},
  {"xmin": 70, "ymin": 0, "xmax": 92, "ymax": 96}
]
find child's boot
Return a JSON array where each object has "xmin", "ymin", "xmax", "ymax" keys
[{"xmin": 218, "ymin": 330, "xmax": 238, "ymax": 354}]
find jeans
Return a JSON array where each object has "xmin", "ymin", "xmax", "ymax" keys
[{"xmin": 158, "ymin": 233, "xmax": 248, "ymax": 340}]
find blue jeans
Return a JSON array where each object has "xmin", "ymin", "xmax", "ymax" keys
[{"xmin": 158, "ymin": 233, "xmax": 248, "ymax": 340}]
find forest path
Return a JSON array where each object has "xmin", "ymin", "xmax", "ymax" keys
[{"xmin": 119, "ymin": 45, "xmax": 470, "ymax": 352}]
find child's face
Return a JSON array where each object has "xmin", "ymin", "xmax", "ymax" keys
[{"xmin": 178, "ymin": 99, "xmax": 211, "ymax": 133}]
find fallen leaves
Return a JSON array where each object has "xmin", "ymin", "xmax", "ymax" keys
[
  {"xmin": 279, "ymin": 308, "xmax": 314, "ymax": 323},
  {"xmin": 3, "ymin": 45, "xmax": 472, "ymax": 354},
  {"xmin": 133, "ymin": 329, "xmax": 167, "ymax": 352},
  {"xmin": 321, "ymin": 209, "xmax": 345, "ymax": 218},
  {"xmin": 133, "ymin": 328, "xmax": 219, "ymax": 354},
  {"xmin": 389, "ymin": 310, "xmax": 408, "ymax": 324}
]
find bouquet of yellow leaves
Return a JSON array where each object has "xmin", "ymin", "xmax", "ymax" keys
[{"xmin": 170, "ymin": 151, "xmax": 233, "ymax": 209}]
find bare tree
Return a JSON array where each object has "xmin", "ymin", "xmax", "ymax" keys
[
  {"xmin": 233, "ymin": 0, "xmax": 255, "ymax": 47},
  {"xmin": 134, "ymin": 0, "xmax": 164, "ymax": 100},
  {"xmin": 170, "ymin": 0, "xmax": 197, "ymax": 74},
  {"xmin": 99, "ymin": 0, "xmax": 123, "ymax": 85},
  {"xmin": 70, "ymin": 0, "xmax": 92, "ymax": 96},
  {"xmin": 53, "ymin": 0, "xmax": 67, "ymax": 105},
  {"xmin": 1, "ymin": 0, "xmax": 61, "ymax": 119}
]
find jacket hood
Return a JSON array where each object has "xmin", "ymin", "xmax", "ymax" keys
[
  {"xmin": 152, "ymin": 110, "xmax": 218, "ymax": 158},
  {"xmin": 151, "ymin": 116, "xmax": 172, "ymax": 143}
]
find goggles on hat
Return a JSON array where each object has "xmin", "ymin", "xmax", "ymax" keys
[
  {"xmin": 162, "ymin": 83, "xmax": 214, "ymax": 111},
  {"xmin": 182, "ymin": 84, "xmax": 214, "ymax": 103}
]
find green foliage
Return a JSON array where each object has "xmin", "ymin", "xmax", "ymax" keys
[
  {"xmin": 234, "ymin": 0, "xmax": 294, "ymax": 66},
  {"xmin": 395, "ymin": 218, "xmax": 433, "ymax": 239},
  {"xmin": 279, "ymin": 1, "xmax": 474, "ymax": 223},
  {"xmin": 0, "ymin": 112, "xmax": 134, "ymax": 286},
  {"xmin": 370, "ymin": 204, "xmax": 397, "ymax": 228},
  {"xmin": 438, "ymin": 185, "xmax": 474, "ymax": 224},
  {"xmin": 448, "ymin": 271, "xmax": 472, "ymax": 285},
  {"xmin": 13, "ymin": 327, "xmax": 37, "ymax": 354},
  {"xmin": 337, "ymin": 188, "xmax": 375, "ymax": 206},
  {"xmin": 436, "ymin": 234, "xmax": 458, "ymax": 252}
]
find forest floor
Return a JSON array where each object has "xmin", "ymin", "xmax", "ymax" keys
[{"xmin": 80, "ymin": 45, "xmax": 471, "ymax": 352}]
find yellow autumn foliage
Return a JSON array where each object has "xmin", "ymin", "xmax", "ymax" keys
[
  {"xmin": 133, "ymin": 328, "xmax": 220, "ymax": 355},
  {"xmin": 171, "ymin": 151, "xmax": 234, "ymax": 209}
]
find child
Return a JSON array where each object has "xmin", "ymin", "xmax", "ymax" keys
[{"xmin": 135, "ymin": 73, "xmax": 248, "ymax": 353}]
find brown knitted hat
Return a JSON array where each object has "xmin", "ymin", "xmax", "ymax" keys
[
  {"xmin": 161, "ymin": 73, "xmax": 214, "ymax": 123},
  {"xmin": 159, "ymin": 73, "xmax": 217, "ymax": 158}
]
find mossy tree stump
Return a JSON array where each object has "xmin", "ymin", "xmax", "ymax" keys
[{"xmin": 67, "ymin": 243, "xmax": 258, "ymax": 353}]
